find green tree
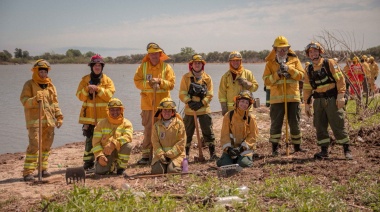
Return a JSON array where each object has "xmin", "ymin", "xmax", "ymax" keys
[
  {"xmin": 22, "ymin": 50, "xmax": 30, "ymax": 59},
  {"xmin": 14, "ymin": 48, "xmax": 23, "ymax": 58},
  {"xmin": 84, "ymin": 51, "xmax": 96, "ymax": 58},
  {"xmin": 66, "ymin": 49, "xmax": 82, "ymax": 58},
  {"xmin": 3, "ymin": 50, "xmax": 12, "ymax": 59}
]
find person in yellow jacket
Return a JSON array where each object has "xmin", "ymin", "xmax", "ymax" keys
[
  {"xmin": 219, "ymin": 51, "xmax": 259, "ymax": 115},
  {"xmin": 368, "ymin": 56, "xmax": 379, "ymax": 93},
  {"xmin": 76, "ymin": 54, "xmax": 115, "ymax": 170},
  {"xmin": 360, "ymin": 55, "xmax": 371, "ymax": 95},
  {"xmin": 20, "ymin": 59, "xmax": 63, "ymax": 181},
  {"xmin": 91, "ymin": 98, "xmax": 133, "ymax": 177},
  {"xmin": 179, "ymin": 54, "xmax": 217, "ymax": 160},
  {"xmin": 134, "ymin": 42, "xmax": 175, "ymax": 165},
  {"xmin": 217, "ymin": 90, "xmax": 258, "ymax": 167},
  {"xmin": 151, "ymin": 98, "xmax": 186, "ymax": 174},
  {"xmin": 262, "ymin": 36, "xmax": 306, "ymax": 156},
  {"xmin": 303, "ymin": 42, "xmax": 352, "ymax": 160}
]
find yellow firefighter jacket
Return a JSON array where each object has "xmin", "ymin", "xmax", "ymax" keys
[
  {"xmin": 76, "ymin": 74, "xmax": 115, "ymax": 125},
  {"xmin": 151, "ymin": 115, "xmax": 186, "ymax": 167},
  {"xmin": 134, "ymin": 61, "xmax": 175, "ymax": 110},
  {"xmin": 91, "ymin": 118, "xmax": 133, "ymax": 159},
  {"xmin": 218, "ymin": 69, "xmax": 258, "ymax": 111},
  {"xmin": 303, "ymin": 58, "xmax": 346, "ymax": 102},
  {"xmin": 220, "ymin": 108, "xmax": 258, "ymax": 156},
  {"xmin": 369, "ymin": 62, "xmax": 379, "ymax": 79},
  {"xmin": 20, "ymin": 80, "xmax": 63, "ymax": 128},
  {"xmin": 179, "ymin": 71, "xmax": 213, "ymax": 115},
  {"xmin": 361, "ymin": 62, "xmax": 371, "ymax": 79},
  {"xmin": 262, "ymin": 49, "xmax": 305, "ymax": 104}
]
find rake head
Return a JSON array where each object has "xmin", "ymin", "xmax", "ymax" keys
[{"xmin": 65, "ymin": 167, "xmax": 86, "ymax": 184}]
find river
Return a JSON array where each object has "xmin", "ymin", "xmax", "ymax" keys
[{"xmin": 1, "ymin": 63, "xmax": 270, "ymax": 154}]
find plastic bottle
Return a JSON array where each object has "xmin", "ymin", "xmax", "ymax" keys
[
  {"xmin": 237, "ymin": 185, "xmax": 249, "ymax": 195},
  {"xmin": 182, "ymin": 157, "xmax": 188, "ymax": 173},
  {"xmin": 215, "ymin": 196, "xmax": 244, "ymax": 205}
]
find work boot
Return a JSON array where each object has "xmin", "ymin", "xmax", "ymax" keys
[
  {"xmin": 42, "ymin": 170, "xmax": 51, "ymax": 178},
  {"xmin": 83, "ymin": 162, "xmax": 94, "ymax": 170},
  {"xmin": 137, "ymin": 157, "xmax": 150, "ymax": 165},
  {"xmin": 185, "ymin": 147, "xmax": 190, "ymax": 158},
  {"xmin": 23, "ymin": 174, "xmax": 35, "ymax": 182},
  {"xmin": 116, "ymin": 168, "xmax": 125, "ymax": 175},
  {"xmin": 294, "ymin": 144, "xmax": 307, "ymax": 152},
  {"xmin": 272, "ymin": 143, "xmax": 279, "ymax": 156},
  {"xmin": 314, "ymin": 146, "xmax": 329, "ymax": 159},
  {"xmin": 343, "ymin": 144, "xmax": 353, "ymax": 160},
  {"xmin": 209, "ymin": 145, "xmax": 219, "ymax": 161}
]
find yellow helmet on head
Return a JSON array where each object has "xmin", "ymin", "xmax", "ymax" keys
[
  {"xmin": 304, "ymin": 42, "xmax": 325, "ymax": 57},
  {"xmin": 32, "ymin": 59, "xmax": 51, "ymax": 71},
  {"xmin": 155, "ymin": 97, "xmax": 176, "ymax": 117},
  {"xmin": 361, "ymin": 55, "xmax": 368, "ymax": 61},
  {"xmin": 369, "ymin": 56, "xmax": 374, "ymax": 63},
  {"xmin": 234, "ymin": 90, "xmax": 254, "ymax": 108},
  {"xmin": 108, "ymin": 98, "xmax": 124, "ymax": 109},
  {"xmin": 229, "ymin": 51, "xmax": 242, "ymax": 61},
  {"xmin": 189, "ymin": 54, "xmax": 206, "ymax": 65},
  {"xmin": 146, "ymin": 42, "xmax": 163, "ymax": 53},
  {"xmin": 272, "ymin": 36, "xmax": 290, "ymax": 48}
]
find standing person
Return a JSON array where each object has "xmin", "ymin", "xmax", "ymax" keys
[
  {"xmin": 368, "ymin": 56, "xmax": 379, "ymax": 94},
  {"xmin": 151, "ymin": 98, "xmax": 186, "ymax": 174},
  {"xmin": 134, "ymin": 42, "xmax": 175, "ymax": 165},
  {"xmin": 179, "ymin": 54, "xmax": 217, "ymax": 160},
  {"xmin": 76, "ymin": 54, "xmax": 115, "ymax": 170},
  {"xmin": 219, "ymin": 51, "xmax": 259, "ymax": 115},
  {"xmin": 262, "ymin": 35, "xmax": 306, "ymax": 156},
  {"xmin": 92, "ymin": 98, "xmax": 133, "ymax": 177},
  {"xmin": 20, "ymin": 59, "xmax": 63, "ymax": 181},
  {"xmin": 303, "ymin": 42, "xmax": 352, "ymax": 160},
  {"xmin": 347, "ymin": 56, "xmax": 364, "ymax": 96},
  {"xmin": 217, "ymin": 90, "xmax": 258, "ymax": 168},
  {"xmin": 360, "ymin": 55, "xmax": 371, "ymax": 95}
]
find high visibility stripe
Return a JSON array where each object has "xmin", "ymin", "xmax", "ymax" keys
[
  {"xmin": 141, "ymin": 89, "xmax": 167, "ymax": 93},
  {"xmin": 271, "ymin": 95, "xmax": 300, "ymax": 100},
  {"xmin": 25, "ymin": 154, "xmax": 38, "ymax": 160},
  {"xmin": 219, "ymin": 98, "xmax": 227, "ymax": 102},
  {"xmin": 304, "ymin": 84, "xmax": 312, "ymax": 89},
  {"xmin": 291, "ymin": 134, "xmax": 302, "ymax": 139},
  {"xmin": 227, "ymin": 102, "xmax": 235, "ymax": 107},
  {"xmin": 119, "ymin": 138, "xmax": 127, "ymax": 146},
  {"xmin": 142, "ymin": 149, "xmax": 151, "ymax": 153},
  {"xmin": 93, "ymin": 131, "xmax": 102, "ymax": 138},
  {"xmin": 274, "ymin": 79, "xmax": 297, "ymax": 85},
  {"xmin": 154, "ymin": 148, "xmax": 164, "ymax": 155},
  {"xmin": 317, "ymin": 138, "xmax": 330, "ymax": 145},
  {"xmin": 92, "ymin": 145, "xmax": 103, "ymax": 153},
  {"xmin": 82, "ymin": 102, "xmax": 108, "ymax": 107},
  {"xmin": 27, "ymin": 119, "xmax": 48, "ymax": 125},
  {"xmin": 79, "ymin": 117, "xmax": 105, "ymax": 123},
  {"xmin": 335, "ymin": 137, "xmax": 349, "ymax": 144},
  {"xmin": 83, "ymin": 155, "xmax": 93, "ymax": 160},
  {"xmin": 24, "ymin": 163, "xmax": 37, "ymax": 169},
  {"xmin": 118, "ymin": 153, "xmax": 129, "ymax": 161}
]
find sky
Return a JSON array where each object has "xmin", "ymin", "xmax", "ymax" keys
[{"xmin": 1, "ymin": 0, "xmax": 379, "ymax": 58}]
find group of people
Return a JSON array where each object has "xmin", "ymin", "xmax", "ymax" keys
[{"xmin": 20, "ymin": 36, "xmax": 378, "ymax": 181}]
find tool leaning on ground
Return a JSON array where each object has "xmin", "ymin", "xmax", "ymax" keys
[
  {"xmin": 193, "ymin": 110, "xmax": 206, "ymax": 162},
  {"xmin": 38, "ymin": 100, "xmax": 43, "ymax": 182}
]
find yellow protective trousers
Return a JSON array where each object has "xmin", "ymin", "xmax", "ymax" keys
[
  {"xmin": 140, "ymin": 110, "xmax": 156, "ymax": 158},
  {"xmin": 23, "ymin": 126, "xmax": 54, "ymax": 176}
]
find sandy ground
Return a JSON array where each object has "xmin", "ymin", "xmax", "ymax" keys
[{"xmin": 0, "ymin": 107, "xmax": 379, "ymax": 211}]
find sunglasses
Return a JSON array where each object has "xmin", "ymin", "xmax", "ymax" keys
[
  {"xmin": 160, "ymin": 101, "xmax": 176, "ymax": 108},
  {"xmin": 306, "ymin": 43, "xmax": 320, "ymax": 51}
]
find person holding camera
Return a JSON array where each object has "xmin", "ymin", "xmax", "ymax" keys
[
  {"xmin": 216, "ymin": 90, "xmax": 258, "ymax": 168},
  {"xmin": 262, "ymin": 36, "xmax": 306, "ymax": 156},
  {"xmin": 179, "ymin": 54, "xmax": 218, "ymax": 160}
]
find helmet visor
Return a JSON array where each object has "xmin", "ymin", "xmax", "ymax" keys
[
  {"xmin": 160, "ymin": 101, "xmax": 176, "ymax": 109},
  {"xmin": 108, "ymin": 101, "xmax": 123, "ymax": 107}
]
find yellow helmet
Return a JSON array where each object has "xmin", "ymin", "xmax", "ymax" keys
[
  {"xmin": 305, "ymin": 62, "xmax": 310, "ymax": 66},
  {"xmin": 272, "ymin": 36, "xmax": 290, "ymax": 48},
  {"xmin": 33, "ymin": 59, "xmax": 51, "ymax": 71},
  {"xmin": 361, "ymin": 55, "xmax": 368, "ymax": 61},
  {"xmin": 352, "ymin": 56, "xmax": 359, "ymax": 62},
  {"xmin": 234, "ymin": 90, "xmax": 254, "ymax": 107},
  {"xmin": 369, "ymin": 56, "xmax": 374, "ymax": 63},
  {"xmin": 189, "ymin": 54, "xmax": 206, "ymax": 65},
  {"xmin": 305, "ymin": 42, "xmax": 325, "ymax": 56},
  {"xmin": 157, "ymin": 97, "xmax": 176, "ymax": 110},
  {"xmin": 229, "ymin": 51, "xmax": 242, "ymax": 61},
  {"xmin": 108, "ymin": 98, "xmax": 124, "ymax": 109},
  {"xmin": 146, "ymin": 42, "xmax": 163, "ymax": 53}
]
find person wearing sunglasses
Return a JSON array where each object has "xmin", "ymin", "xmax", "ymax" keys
[
  {"xmin": 151, "ymin": 98, "xmax": 186, "ymax": 174},
  {"xmin": 76, "ymin": 54, "xmax": 115, "ymax": 170},
  {"xmin": 20, "ymin": 59, "xmax": 64, "ymax": 181},
  {"xmin": 91, "ymin": 98, "xmax": 133, "ymax": 177},
  {"xmin": 179, "ymin": 54, "xmax": 218, "ymax": 160},
  {"xmin": 134, "ymin": 42, "xmax": 175, "ymax": 165},
  {"xmin": 303, "ymin": 42, "xmax": 352, "ymax": 160},
  {"xmin": 218, "ymin": 51, "xmax": 259, "ymax": 115},
  {"xmin": 262, "ymin": 36, "xmax": 306, "ymax": 156}
]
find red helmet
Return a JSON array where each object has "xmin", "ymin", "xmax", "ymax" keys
[{"xmin": 88, "ymin": 54, "xmax": 105, "ymax": 66}]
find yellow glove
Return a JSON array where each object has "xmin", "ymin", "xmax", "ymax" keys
[
  {"xmin": 98, "ymin": 156, "xmax": 108, "ymax": 167},
  {"xmin": 149, "ymin": 78, "xmax": 161, "ymax": 88},
  {"xmin": 159, "ymin": 154, "xmax": 169, "ymax": 164},
  {"xmin": 103, "ymin": 141, "xmax": 116, "ymax": 155},
  {"xmin": 36, "ymin": 91, "xmax": 44, "ymax": 102},
  {"xmin": 305, "ymin": 104, "xmax": 313, "ymax": 118},
  {"xmin": 55, "ymin": 117, "xmax": 63, "ymax": 129},
  {"xmin": 236, "ymin": 78, "xmax": 253, "ymax": 89},
  {"xmin": 336, "ymin": 93, "xmax": 345, "ymax": 109}
]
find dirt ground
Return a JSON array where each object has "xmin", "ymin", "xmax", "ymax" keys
[{"xmin": 0, "ymin": 106, "xmax": 379, "ymax": 211}]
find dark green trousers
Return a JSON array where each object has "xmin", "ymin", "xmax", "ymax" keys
[
  {"xmin": 183, "ymin": 114, "xmax": 215, "ymax": 148},
  {"xmin": 216, "ymin": 153, "xmax": 253, "ymax": 168}
]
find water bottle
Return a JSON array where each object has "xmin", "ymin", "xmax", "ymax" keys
[
  {"xmin": 215, "ymin": 196, "xmax": 244, "ymax": 205},
  {"xmin": 237, "ymin": 185, "xmax": 249, "ymax": 195},
  {"xmin": 182, "ymin": 157, "xmax": 188, "ymax": 173}
]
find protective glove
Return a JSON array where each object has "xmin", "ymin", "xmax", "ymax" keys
[
  {"xmin": 236, "ymin": 78, "xmax": 253, "ymax": 89},
  {"xmin": 188, "ymin": 100, "xmax": 197, "ymax": 110},
  {"xmin": 193, "ymin": 101, "xmax": 204, "ymax": 111},
  {"xmin": 36, "ymin": 91, "xmax": 44, "ymax": 102},
  {"xmin": 220, "ymin": 102, "xmax": 228, "ymax": 116},
  {"xmin": 305, "ymin": 104, "xmax": 313, "ymax": 118},
  {"xmin": 336, "ymin": 93, "xmax": 345, "ymax": 109},
  {"xmin": 282, "ymin": 72, "xmax": 291, "ymax": 79},
  {"xmin": 280, "ymin": 63, "xmax": 289, "ymax": 72},
  {"xmin": 88, "ymin": 85, "xmax": 98, "ymax": 94},
  {"xmin": 98, "ymin": 156, "xmax": 108, "ymax": 167},
  {"xmin": 103, "ymin": 141, "xmax": 116, "ymax": 155},
  {"xmin": 149, "ymin": 78, "xmax": 161, "ymax": 88},
  {"xmin": 55, "ymin": 117, "xmax": 63, "ymax": 129},
  {"xmin": 226, "ymin": 147, "xmax": 240, "ymax": 157},
  {"xmin": 159, "ymin": 154, "xmax": 169, "ymax": 164}
]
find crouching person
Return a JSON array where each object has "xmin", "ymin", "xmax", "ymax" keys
[
  {"xmin": 151, "ymin": 98, "xmax": 186, "ymax": 174},
  {"xmin": 217, "ymin": 90, "xmax": 258, "ymax": 168},
  {"xmin": 92, "ymin": 98, "xmax": 133, "ymax": 176}
]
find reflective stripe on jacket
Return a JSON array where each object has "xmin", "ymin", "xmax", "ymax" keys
[
  {"xmin": 179, "ymin": 72, "xmax": 213, "ymax": 115},
  {"xmin": 134, "ymin": 61, "xmax": 175, "ymax": 110},
  {"xmin": 76, "ymin": 74, "xmax": 115, "ymax": 125},
  {"xmin": 218, "ymin": 69, "xmax": 259, "ymax": 111},
  {"xmin": 20, "ymin": 80, "xmax": 63, "ymax": 128}
]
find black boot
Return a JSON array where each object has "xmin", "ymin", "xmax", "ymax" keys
[
  {"xmin": 83, "ymin": 161, "xmax": 94, "ymax": 170},
  {"xmin": 272, "ymin": 143, "xmax": 279, "ymax": 156},
  {"xmin": 294, "ymin": 144, "xmax": 306, "ymax": 152},
  {"xmin": 209, "ymin": 145, "xmax": 219, "ymax": 161},
  {"xmin": 185, "ymin": 147, "xmax": 190, "ymax": 157},
  {"xmin": 314, "ymin": 146, "xmax": 329, "ymax": 159},
  {"xmin": 343, "ymin": 144, "xmax": 353, "ymax": 160}
]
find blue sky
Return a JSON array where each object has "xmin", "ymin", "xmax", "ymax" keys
[{"xmin": 1, "ymin": 0, "xmax": 379, "ymax": 57}]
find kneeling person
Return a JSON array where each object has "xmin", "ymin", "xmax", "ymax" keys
[
  {"xmin": 217, "ymin": 90, "xmax": 258, "ymax": 168},
  {"xmin": 92, "ymin": 98, "xmax": 133, "ymax": 176},
  {"xmin": 151, "ymin": 98, "xmax": 186, "ymax": 174}
]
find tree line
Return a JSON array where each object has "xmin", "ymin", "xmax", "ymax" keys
[{"xmin": 1, "ymin": 45, "xmax": 379, "ymax": 65}]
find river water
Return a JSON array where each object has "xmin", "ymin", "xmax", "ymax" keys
[{"xmin": 1, "ymin": 63, "xmax": 269, "ymax": 154}]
